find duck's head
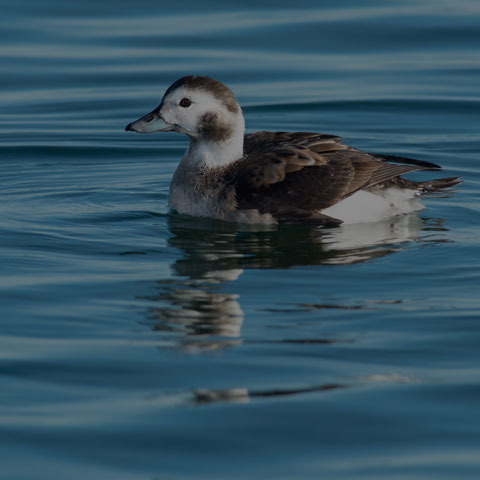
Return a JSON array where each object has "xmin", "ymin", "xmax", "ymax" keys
[{"xmin": 125, "ymin": 76, "xmax": 245, "ymax": 146}]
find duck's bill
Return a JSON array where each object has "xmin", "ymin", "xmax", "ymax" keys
[{"xmin": 125, "ymin": 111, "xmax": 174, "ymax": 133}]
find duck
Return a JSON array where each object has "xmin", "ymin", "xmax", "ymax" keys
[{"xmin": 125, "ymin": 75, "xmax": 461, "ymax": 226}]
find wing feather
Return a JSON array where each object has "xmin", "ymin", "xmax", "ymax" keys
[{"xmin": 227, "ymin": 131, "xmax": 448, "ymax": 224}]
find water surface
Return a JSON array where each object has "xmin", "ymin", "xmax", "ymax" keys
[{"xmin": 1, "ymin": 1, "xmax": 480, "ymax": 479}]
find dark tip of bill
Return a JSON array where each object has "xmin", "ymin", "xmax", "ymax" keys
[{"xmin": 125, "ymin": 123, "xmax": 133, "ymax": 131}]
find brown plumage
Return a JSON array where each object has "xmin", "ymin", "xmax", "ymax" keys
[{"xmin": 227, "ymin": 131, "xmax": 462, "ymax": 225}]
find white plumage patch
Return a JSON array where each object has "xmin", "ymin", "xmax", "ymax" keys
[{"xmin": 322, "ymin": 188, "xmax": 423, "ymax": 224}]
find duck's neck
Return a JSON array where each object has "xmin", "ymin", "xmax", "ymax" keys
[{"xmin": 184, "ymin": 122, "xmax": 245, "ymax": 170}]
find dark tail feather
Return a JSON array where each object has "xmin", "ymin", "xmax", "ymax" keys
[
  {"xmin": 418, "ymin": 176, "xmax": 463, "ymax": 193},
  {"xmin": 400, "ymin": 176, "xmax": 463, "ymax": 194},
  {"xmin": 370, "ymin": 153, "xmax": 442, "ymax": 170},
  {"xmin": 370, "ymin": 152, "xmax": 462, "ymax": 194}
]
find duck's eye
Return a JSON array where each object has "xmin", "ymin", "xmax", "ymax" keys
[{"xmin": 179, "ymin": 98, "xmax": 192, "ymax": 108}]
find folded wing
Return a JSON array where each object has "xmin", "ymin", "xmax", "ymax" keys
[{"xmin": 229, "ymin": 131, "xmax": 442, "ymax": 224}]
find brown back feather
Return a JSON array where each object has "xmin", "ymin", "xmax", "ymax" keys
[{"xmin": 227, "ymin": 131, "xmax": 448, "ymax": 221}]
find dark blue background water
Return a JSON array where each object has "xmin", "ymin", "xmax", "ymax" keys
[{"xmin": 1, "ymin": 1, "xmax": 480, "ymax": 478}]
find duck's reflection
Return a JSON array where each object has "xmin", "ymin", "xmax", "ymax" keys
[
  {"xmin": 138, "ymin": 213, "xmax": 448, "ymax": 403},
  {"xmin": 142, "ymin": 212, "xmax": 448, "ymax": 354},
  {"xmin": 148, "ymin": 283, "xmax": 244, "ymax": 352},
  {"xmin": 192, "ymin": 383, "xmax": 345, "ymax": 405},
  {"xmin": 189, "ymin": 372, "xmax": 416, "ymax": 405}
]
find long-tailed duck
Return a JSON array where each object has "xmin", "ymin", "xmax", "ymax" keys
[{"xmin": 126, "ymin": 75, "xmax": 461, "ymax": 226}]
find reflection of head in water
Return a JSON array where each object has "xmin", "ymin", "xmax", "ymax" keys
[{"xmin": 141, "ymin": 213, "xmax": 447, "ymax": 352}]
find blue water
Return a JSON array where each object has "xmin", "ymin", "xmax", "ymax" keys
[{"xmin": 1, "ymin": 1, "xmax": 480, "ymax": 478}]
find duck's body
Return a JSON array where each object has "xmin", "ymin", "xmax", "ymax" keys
[{"xmin": 126, "ymin": 75, "xmax": 461, "ymax": 226}]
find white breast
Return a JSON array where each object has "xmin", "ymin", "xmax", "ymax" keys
[{"xmin": 169, "ymin": 182, "xmax": 219, "ymax": 217}]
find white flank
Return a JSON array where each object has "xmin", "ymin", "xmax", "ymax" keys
[{"xmin": 322, "ymin": 188, "xmax": 424, "ymax": 224}]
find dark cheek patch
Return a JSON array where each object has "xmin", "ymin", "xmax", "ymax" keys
[{"xmin": 198, "ymin": 112, "xmax": 233, "ymax": 142}]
